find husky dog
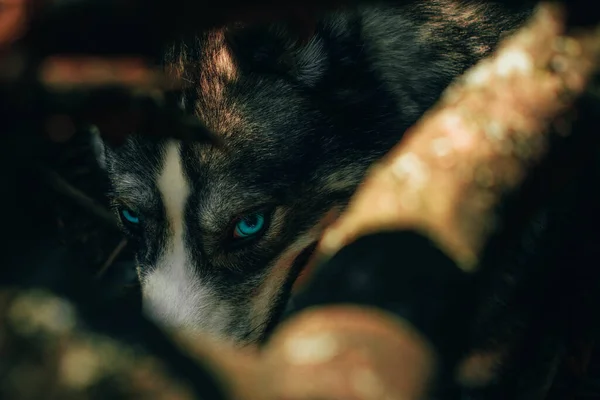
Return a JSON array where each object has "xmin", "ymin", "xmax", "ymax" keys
[{"xmin": 93, "ymin": 0, "xmax": 533, "ymax": 345}]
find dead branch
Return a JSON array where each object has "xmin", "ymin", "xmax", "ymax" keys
[{"xmin": 283, "ymin": 1, "xmax": 600, "ymax": 396}]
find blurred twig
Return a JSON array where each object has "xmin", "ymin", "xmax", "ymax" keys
[{"xmin": 95, "ymin": 238, "xmax": 128, "ymax": 279}]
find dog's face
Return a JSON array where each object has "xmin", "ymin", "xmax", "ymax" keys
[
  {"xmin": 94, "ymin": 2, "xmax": 531, "ymax": 344},
  {"xmin": 94, "ymin": 27, "xmax": 381, "ymax": 345}
]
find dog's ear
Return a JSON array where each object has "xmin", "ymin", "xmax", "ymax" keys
[
  {"xmin": 89, "ymin": 125, "xmax": 109, "ymax": 170},
  {"xmin": 225, "ymin": 17, "xmax": 327, "ymax": 88}
]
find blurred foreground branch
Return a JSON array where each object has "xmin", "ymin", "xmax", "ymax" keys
[{"xmin": 289, "ymin": 1, "xmax": 600, "ymax": 396}]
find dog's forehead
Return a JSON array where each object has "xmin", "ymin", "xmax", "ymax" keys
[
  {"xmin": 107, "ymin": 28, "xmax": 322, "ymax": 204},
  {"xmin": 108, "ymin": 135, "xmax": 274, "ymax": 211}
]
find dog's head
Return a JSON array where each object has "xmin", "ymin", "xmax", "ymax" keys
[{"xmin": 92, "ymin": 22, "xmax": 389, "ymax": 345}]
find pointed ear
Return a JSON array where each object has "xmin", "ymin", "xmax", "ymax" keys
[
  {"xmin": 89, "ymin": 125, "xmax": 108, "ymax": 170},
  {"xmin": 225, "ymin": 18, "xmax": 327, "ymax": 87}
]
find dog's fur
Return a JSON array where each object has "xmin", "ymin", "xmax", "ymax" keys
[{"xmin": 93, "ymin": 0, "xmax": 533, "ymax": 345}]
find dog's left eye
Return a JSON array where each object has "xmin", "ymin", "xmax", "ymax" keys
[{"xmin": 233, "ymin": 212, "xmax": 267, "ymax": 239}]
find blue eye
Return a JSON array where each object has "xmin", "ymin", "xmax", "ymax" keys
[
  {"xmin": 233, "ymin": 212, "xmax": 266, "ymax": 239},
  {"xmin": 121, "ymin": 209, "xmax": 140, "ymax": 225}
]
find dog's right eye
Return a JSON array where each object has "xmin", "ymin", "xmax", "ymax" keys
[{"xmin": 119, "ymin": 208, "xmax": 141, "ymax": 228}]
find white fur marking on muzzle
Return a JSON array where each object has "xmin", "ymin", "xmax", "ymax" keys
[{"xmin": 142, "ymin": 141, "xmax": 218, "ymax": 331}]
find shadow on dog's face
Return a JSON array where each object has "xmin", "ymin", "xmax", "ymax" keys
[{"xmin": 92, "ymin": 26, "xmax": 377, "ymax": 345}]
